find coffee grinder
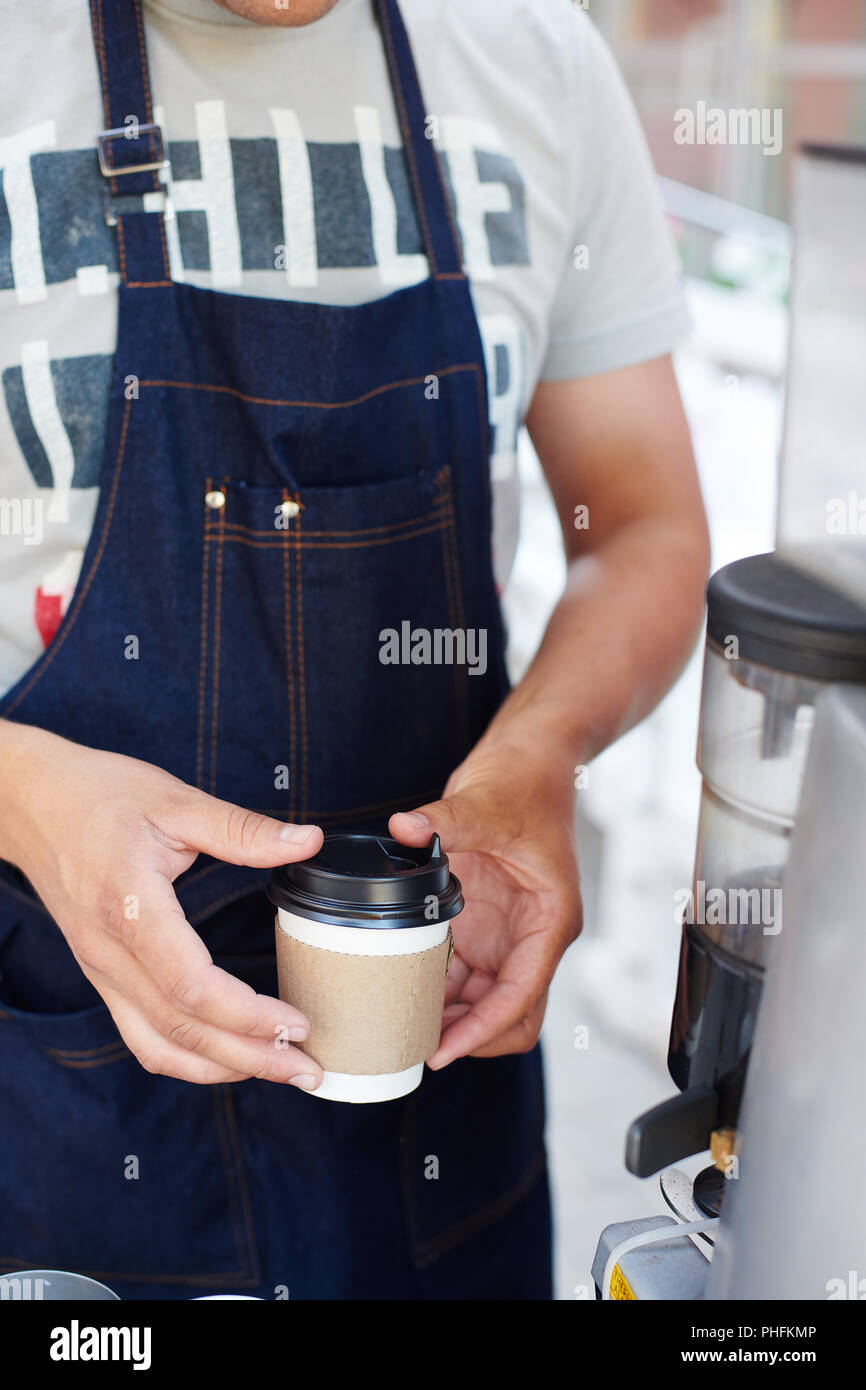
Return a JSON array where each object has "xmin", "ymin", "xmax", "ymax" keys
[
  {"xmin": 624, "ymin": 553, "xmax": 866, "ymax": 1215},
  {"xmin": 625, "ymin": 140, "xmax": 866, "ymax": 1222},
  {"xmin": 592, "ymin": 143, "xmax": 866, "ymax": 1298}
]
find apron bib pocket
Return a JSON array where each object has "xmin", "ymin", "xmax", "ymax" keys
[{"xmin": 198, "ymin": 465, "xmax": 472, "ymax": 823}]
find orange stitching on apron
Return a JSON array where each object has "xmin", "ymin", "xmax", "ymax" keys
[
  {"xmin": 209, "ymin": 499, "xmax": 226, "ymax": 796},
  {"xmin": 434, "ymin": 468, "xmax": 470, "ymax": 748},
  {"xmin": 208, "ymin": 521, "xmax": 446, "ymax": 552},
  {"xmin": 132, "ymin": 0, "xmax": 172, "ymax": 281},
  {"xmin": 3, "ymin": 396, "xmax": 133, "ymax": 716},
  {"xmin": 43, "ymin": 1040, "xmax": 126, "ymax": 1059},
  {"xmin": 377, "ymin": 0, "xmax": 464, "ymax": 284},
  {"xmin": 93, "ymin": 0, "xmax": 121, "ymax": 202},
  {"xmin": 209, "ymin": 506, "xmax": 448, "ymax": 542},
  {"xmin": 293, "ymin": 492, "xmax": 308, "ymax": 822},
  {"xmin": 115, "ymin": 194, "xmax": 172, "ymax": 289},
  {"xmin": 116, "ymin": 217, "xmax": 128, "ymax": 283},
  {"xmin": 133, "ymin": 0, "xmax": 154, "ymax": 130},
  {"xmin": 91, "ymin": 1, "xmax": 111, "ymax": 142},
  {"xmin": 196, "ymin": 477, "xmax": 213, "ymax": 790},
  {"xmin": 157, "ymin": 224, "xmax": 173, "ymax": 283},
  {"xmin": 133, "ymin": 0, "xmax": 158, "ymax": 173},
  {"xmin": 378, "ymin": 1, "xmax": 467, "ymax": 283},
  {"xmin": 377, "ymin": 0, "xmax": 437, "ymax": 275},
  {"xmin": 280, "ymin": 487, "xmax": 297, "ymax": 824},
  {"xmin": 137, "ymin": 363, "xmax": 477, "ymax": 409},
  {"xmin": 49, "ymin": 1049, "xmax": 130, "ymax": 1070}
]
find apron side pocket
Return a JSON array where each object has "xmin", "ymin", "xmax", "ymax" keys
[{"xmin": 0, "ymin": 1003, "xmax": 260, "ymax": 1290}]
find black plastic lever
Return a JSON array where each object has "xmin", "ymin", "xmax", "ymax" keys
[{"xmin": 625, "ymin": 1087, "xmax": 720, "ymax": 1178}]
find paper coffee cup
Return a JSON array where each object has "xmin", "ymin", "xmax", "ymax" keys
[{"xmin": 268, "ymin": 834, "xmax": 462, "ymax": 1103}]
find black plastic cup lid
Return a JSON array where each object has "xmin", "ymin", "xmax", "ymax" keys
[{"xmin": 267, "ymin": 832, "xmax": 463, "ymax": 929}]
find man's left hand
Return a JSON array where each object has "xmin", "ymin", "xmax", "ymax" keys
[{"xmin": 390, "ymin": 736, "xmax": 581, "ymax": 1066}]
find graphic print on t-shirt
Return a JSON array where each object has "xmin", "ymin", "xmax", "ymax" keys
[
  {"xmin": 0, "ymin": 104, "xmax": 528, "ymax": 658},
  {"xmin": 1, "ymin": 110, "xmax": 528, "ymax": 473}
]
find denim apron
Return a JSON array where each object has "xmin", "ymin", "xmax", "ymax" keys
[{"xmin": 0, "ymin": 0, "xmax": 551, "ymax": 1299}]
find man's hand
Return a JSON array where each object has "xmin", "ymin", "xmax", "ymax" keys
[
  {"xmin": 0, "ymin": 720, "xmax": 325, "ymax": 1089},
  {"xmin": 390, "ymin": 730, "xmax": 581, "ymax": 1065}
]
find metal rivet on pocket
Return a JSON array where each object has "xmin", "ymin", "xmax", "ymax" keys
[
  {"xmin": 280, "ymin": 499, "xmax": 300, "ymax": 519},
  {"xmin": 205, "ymin": 489, "xmax": 226, "ymax": 510}
]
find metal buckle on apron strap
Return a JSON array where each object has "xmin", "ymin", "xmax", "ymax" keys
[
  {"xmin": 101, "ymin": 186, "xmax": 170, "ymax": 228},
  {"xmin": 97, "ymin": 123, "xmax": 170, "ymax": 227},
  {"xmin": 96, "ymin": 122, "xmax": 168, "ymax": 177}
]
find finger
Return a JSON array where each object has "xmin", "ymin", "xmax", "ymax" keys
[
  {"xmin": 450, "ymin": 966, "xmax": 495, "ymax": 1006},
  {"xmin": 436, "ymin": 995, "xmax": 546, "ymax": 1058},
  {"xmin": 426, "ymin": 933, "xmax": 553, "ymax": 1067},
  {"xmin": 163, "ymin": 787, "xmax": 323, "ymax": 867},
  {"xmin": 443, "ymin": 951, "xmax": 472, "ymax": 1004},
  {"xmin": 464, "ymin": 997, "xmax": 547, "ymax": 1059},
  {"xmin": 105, "ymin": 873, "xmax": 312, "ymax": 1040},
  {"xmin": 442, "ymin": 999, "xmax": 471, "ymax": 1027},
  {"xmin": 97, "ymin": 984, "xmax": 249, "ymax": 1085},
  {"xmin": 389, "ymin": 791, "xmax": 477, "ymax": 852},
  {"xmin": 88, "ymin": 957, "xmax": 324, "ymax": 1088}
]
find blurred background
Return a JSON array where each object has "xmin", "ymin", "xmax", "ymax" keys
[{"xmin": 503, "ymin": 0, "xmax": 866, "ymax": 1299}]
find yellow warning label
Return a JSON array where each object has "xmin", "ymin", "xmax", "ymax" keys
[{"xmin": 609, "ymin": 1264, "xmax": 636, "ymax": 1300}]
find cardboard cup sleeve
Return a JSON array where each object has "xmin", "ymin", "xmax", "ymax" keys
[{"xmin": 275, "ymin": 917, "xmax": 453, "ymax": 1075}]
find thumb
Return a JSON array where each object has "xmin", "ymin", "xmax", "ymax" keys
[
  {"xmin": 389, "ymin": 792, "xmax": 477, "ymax": 854},
  {"xmin": 165, "ymin": 789, "xmax": 323, "ymax": 867}
]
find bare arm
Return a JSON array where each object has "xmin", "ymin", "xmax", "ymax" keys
[
  {"xmin": 487, "ymin": 354, "xmax": 709, "ymax": 765},
  {"xmin": 393, "ymin": 354, "xmax": 709, "ymax": 1064}
]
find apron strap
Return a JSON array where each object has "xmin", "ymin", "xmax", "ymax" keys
[
  {"xmin": 374, "ymin": 0, "xmax": 464, "ymax": 279},
  {"xmin": 90, "ymin": 0, "xmax": 172, "ymax": 286},
  {"xmin": 89, "ymin": 0, "xmax": 463, "ymax": 285}
]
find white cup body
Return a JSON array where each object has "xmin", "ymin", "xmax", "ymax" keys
[{"xmin": 276, "ymin": 907, "xmax": 448, "ymax": 1103}]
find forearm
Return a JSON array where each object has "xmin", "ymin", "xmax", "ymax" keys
[
  {"xmin": 0, "ymin": 718, "xmax": 56, "ymax": 866},
  {"xmin": 476, "ymin": 516, "xmax": 709, "ymax": 769}
]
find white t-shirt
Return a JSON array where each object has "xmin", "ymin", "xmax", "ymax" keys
[{"xmin": 0, "ymin": 0, "xmax": 689, "ymax": 698}]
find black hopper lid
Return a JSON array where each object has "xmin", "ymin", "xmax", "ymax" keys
[{"xmin": 706, "ymin": 552, "xmax": 866, "ymax": 682}]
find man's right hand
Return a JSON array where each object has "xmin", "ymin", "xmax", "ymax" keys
[{"xmin": 0, "ymin": 719, "xmax": 325, "ymax": 1089}]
